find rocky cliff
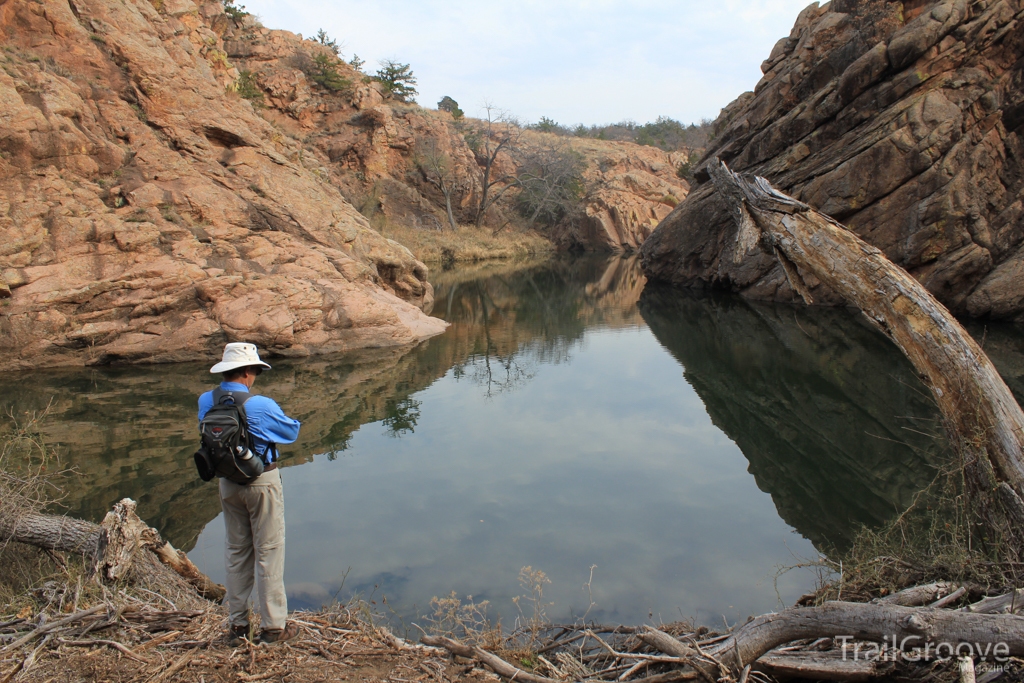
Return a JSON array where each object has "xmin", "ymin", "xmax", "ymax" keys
[
  {"xmin": 554, "ymin": 137, "xmax": 691, "ymax": 251},
  {"xmin": 0, "ymin": 0, "xmax": 693, "ymax": 370},
  {"xmin": 0, "ymin": 0, "xmax": 452, "ymax": 370},
  {"xmin": 216, "ymin": 23, "xmax": 691, "ymax": 253},
  {"xmin": 641, "ymin": 0, "xmax": 1024, "ymax": 321}
]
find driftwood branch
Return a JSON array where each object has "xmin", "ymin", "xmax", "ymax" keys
[
  {"xmin": 0, "ymin": 498, "xmax": 224, "ymax": 601},
  {"xmin": 421, "ymin": 635, "xmax": 562, "ymax": 683},
  {"xmin": 756, "ymin": 649, "xmax": 896, "ymax": 681},
  {"xmin": 709, "ymin": 158, "xmax": 1024, "ymax": 530}
]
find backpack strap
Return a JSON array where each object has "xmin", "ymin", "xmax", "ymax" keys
[{"xmin": 212, "ymin": 387, "xmax": 252, "ymax": 407}]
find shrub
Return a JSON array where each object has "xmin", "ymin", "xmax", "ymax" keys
[
  {"xmin": 349, "ymin": 54, "xmax": 365, "ymax": 71},
  {"xmin": 676, "ymin": 150, "xmax": 702, "ymax": 180},
  {"xmin": 375, "ymin": 60, "xmax": 417, "ymax": 103},
  {"xmin": 223, "ymin": 0, "xmax": 247, "ymax": 20},
  {"xmin": 308, "ymin": 53, "xmax": 350, "ymax": 92},
  {"xmin": 437, "ymin": 96, "xmax": 463, "ymax": 119},
  {"xmin": 515, "ymin": 144, "xmax": 586, "ymax": 228},
  {"xmin": 532, "ymin": 116, "xmax": 559, "ymax": 133},
  {"xmin": 232, "ymin": 69, "xmax": 264, "ymax": 107}
]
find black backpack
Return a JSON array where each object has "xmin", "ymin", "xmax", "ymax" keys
[{"xmin": 194, "ymin": 388, "xmax": 265, "ymax": 485}]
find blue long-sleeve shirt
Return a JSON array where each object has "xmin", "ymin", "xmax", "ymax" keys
[{"xmin": 198, "ymin": 382, "xmax": 300, "ymax": 464}]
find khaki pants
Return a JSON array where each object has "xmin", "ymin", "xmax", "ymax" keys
[{"xmin": 219, "ymin": 468, "xmax": 287, "ymax": 631}]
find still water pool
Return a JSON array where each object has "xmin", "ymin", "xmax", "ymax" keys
[{"xmin": 8, "ymin": 255, "xmax": 1019, "ymax": 629}]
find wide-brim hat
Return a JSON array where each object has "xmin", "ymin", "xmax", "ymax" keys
[{"xmin": 210, "ymin": 342, "xmax": 272, "ymax": 374}]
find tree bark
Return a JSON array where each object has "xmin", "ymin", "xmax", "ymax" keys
[
  {"xmin": 0, "ymin": 512, "xmax": 104, "ymax": 559},
  {"xmin": 704, "ymin": 601, "xmax": 1024, "ymax": 675},
  {"xmin": 708, "ymin": 159, "xmax": 1024, "ymax": 534}
]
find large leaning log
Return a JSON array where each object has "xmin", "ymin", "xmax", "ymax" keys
[
  {"xmin": 708, "ymin": 159, "xmax": 1024, "ymax": 537},
  {"xmin": 0, "ymin": 498, "xmax": 224, "ymax": 601}
]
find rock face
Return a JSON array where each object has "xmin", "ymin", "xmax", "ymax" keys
[
  {"xmin": 0, "ymin": 0, "xmax": 447, "ymax": 370},
  {"xmin": 555, "ymin": 137, "xmax": 691, "ymax": 251},
  {"xmin": 641, "ymin": 0, "xmax": 1024, "ymax": 321}
]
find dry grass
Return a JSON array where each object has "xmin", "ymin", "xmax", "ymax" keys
[
  {"xmin": 381, "ymin": 223, "xmax": 554, "ymax": 264},
  {"xmin": 801, "ymin": 460, "xmax": 1024, "ymax": 606}
]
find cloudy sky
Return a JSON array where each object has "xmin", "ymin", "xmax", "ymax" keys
[{"xmin": 240, "ymin": 0, "xmax": 817, "ymax": 127}]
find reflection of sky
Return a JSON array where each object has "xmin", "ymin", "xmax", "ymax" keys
[{"xmin": 193, "ymin": 327, "xmax": 818, "ymax": 628}]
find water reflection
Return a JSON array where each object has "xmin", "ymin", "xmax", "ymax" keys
[
  {"xmin": 639, "ymin": 286, "xmax": 950, "ymax": 549},
  {"xmin": 0, "ymin": 254, "xmax": 1001, "ymax": 625},
  {"xmin": 0, "ymin": 344, "xmax": 451, "ymax": 549}
]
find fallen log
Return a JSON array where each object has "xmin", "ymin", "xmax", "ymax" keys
[
  {"xmin": 703, "ymin": 601, "xmax": 1024, "ymax": 676},
  {"xmin": 0, "ymin": 512, "xmax": 105, "ymax": 558},
  {"xmin": 879, "ymin": 582, "xmax": 960, "ymax": 607},
  {"xmin": 756, "ymin": 649, "xmax": 896, "ymax": 681},
  {"xmin": 0, "ymin": 498, "xmax": 224, "ymax": 602},
  {"xmin": 708, "ymin": 159, "xmax": 1024, "ymax": 536}
]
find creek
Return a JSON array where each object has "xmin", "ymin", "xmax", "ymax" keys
[{"xmin": 4, "ymin": 255, "xmax": 1022, "ymax": 628}]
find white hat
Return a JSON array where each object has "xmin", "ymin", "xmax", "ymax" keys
[{"xmin": 210, "ymin": 342, "xmax": 272, "ymax": 374}]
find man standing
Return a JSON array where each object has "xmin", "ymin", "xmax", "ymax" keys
[{"xmin": 199, "ymin": 342, "xmax": 301, "ymax": 645}]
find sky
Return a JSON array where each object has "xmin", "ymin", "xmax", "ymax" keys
[{"xmin": 239, "ymin": 0, "xmax": 818, "ymax": 127}]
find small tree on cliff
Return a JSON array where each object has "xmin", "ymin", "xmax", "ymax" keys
[
  {"xmin": 467, "ymin": 104, "xmax": 523, "ymax": 228},
  {"xmin": 416, "ymin": 139, "xmax": 465, "ymax": 231},
  {"xmin": 375, "ymin": 60, "xmax": 418, "ymax": 103},
  {"xmin": 307, "ymin": 52, "xmax": 350, "ymax": 92},
  {"xmin": 437, "ymin": 96, "xmax": 464, "ymax": 120},
  {"xmin": 315, "ymin": 29, "xmax": 341, "ymax": 55}
]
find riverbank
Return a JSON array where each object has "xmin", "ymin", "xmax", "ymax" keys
[
  {"xmin": 3, "ymin": 415, "xmax": 1024, "ymax": 682},
  {"xmin": 381, "ymin": 223, "xmax": 556, "ymax": 265}
]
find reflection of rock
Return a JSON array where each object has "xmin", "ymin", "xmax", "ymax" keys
[
  {"xmin": 429, "ymin": 255, "xmax": 646, "ymax": 371},
  {"xmin": 639, "ymin": 286, "xmax": 950, "ymax": 549},
  {"xmin": 966, "ymin": 320, "xmax": 1024, "ymax": 406},
  {"xmin": 0, "ymin": 345, "xmax": 445, "ymax": 550},
  {"xmin": 0, "ymin": 256, "xmax": 646, "ymax": 549}
]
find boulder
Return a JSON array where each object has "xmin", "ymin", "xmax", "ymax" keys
[{"xmin": 641, "ymin": 0, "xmax": 1024, "ymax": 321}]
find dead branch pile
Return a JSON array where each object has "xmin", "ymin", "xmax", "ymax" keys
[
  {"xmin": 0, "ymin": 596, "xmax": 481, "ymax": 683},
  {"xmin": 422, "ymin": 581, "xmax": 1024, "ymax": 682}
]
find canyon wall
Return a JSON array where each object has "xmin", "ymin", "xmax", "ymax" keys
[{"xmin": 642, "ymin": 0, "xmax": 1024, "ymax": 321}]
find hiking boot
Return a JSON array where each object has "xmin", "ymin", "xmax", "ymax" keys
[
  {"xmin": 259, "ymin": 621, "xmax": 299, "ymax": 644},
  {"xmin": 226, "ymin": 623, "xmax": 250, "ymax": 647}
]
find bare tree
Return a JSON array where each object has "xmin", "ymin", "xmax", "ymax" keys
[
  {"xmin": 514, "ymin": 141, "xmax": 586, "ymax": 228},
  {"xmin": 416, "ymin": 138, "xmax": 463, "ymax": 230},
  {"xmin": 467, "ymin": 104, "xmax": 523, "ymax": 228}
]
